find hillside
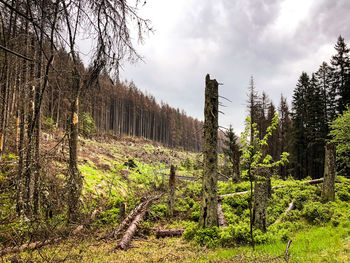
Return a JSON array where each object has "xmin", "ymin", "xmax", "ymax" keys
[{"xmin": 1, "ymin": 134, "xmax": 349, "ymax": 262}]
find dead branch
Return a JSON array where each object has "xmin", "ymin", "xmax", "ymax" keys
[
  {"xmin": 284, "ymin": 239, "xmax": 292, "ymax": 261},
  {"xmin": 274, "ymin": 201, "xmax": 294, "ymax": 224}
]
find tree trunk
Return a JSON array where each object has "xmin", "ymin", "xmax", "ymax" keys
[
  {"xmin": 199, "ymin": 74, "xmax": 219, "ymax": 228},
  {"xmin": 114, "ymin": 199, "xmax": 153, "ymax": 250},
  {"xmin": 167, "ymin": 164, "xmax": 176, "ymax": 217},
  {"xmin": 67, "ymin": 94, "xmax": 82, "ymax": 222},
  {"xmin": 322, "ymin": 143, "xmax": 336, "ymax": 202},
  {"xmin": 253, "ymin": 167, "xmax": 270, "ymax": 231}
]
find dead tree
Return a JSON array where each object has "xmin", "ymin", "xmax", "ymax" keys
[
  {"xmin": 253, "ymin": 167, "xmax": 270, "ymax": 231},
  {"xmin": 199, "ymin": 74, "xmax": 219, "ymax": 228},
  {"xmin": 322, "ymin": 143, "xmax": 336, "ymax": 202},
  {"xmin": 115, "ymin": 199, "xmax": 154, "ymax": 250},
  {"xmin": 167, "ymin": 164, "xmax": 176, "ymax": 217}
]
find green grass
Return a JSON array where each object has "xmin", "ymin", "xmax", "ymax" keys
[{"xmin": 256, "ymin": 224, "xmax": 350, "ymax": 262}]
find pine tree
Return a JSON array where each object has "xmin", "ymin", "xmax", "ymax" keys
[
  {"xmin": 292, "ymin": 72, "xmax": 309, "ymax": 179},
  {"xmin": 223, "ymin": 125, "xmax": 240, "ymax": 182},
  {"xmin": 278, "ymin": 95, "xmax": 292, "ymax": 179},
  {"xmin": 315, "ymin": 62, "xmax": 337, "ymax": 124},
  {"xmin": 331, "ymin": 36, "xmax": 350, "ymax": 114}
]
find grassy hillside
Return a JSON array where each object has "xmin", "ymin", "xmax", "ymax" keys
[{"xmin": 1, "ymin": 135, "xmax": 349, "ymax": 262}]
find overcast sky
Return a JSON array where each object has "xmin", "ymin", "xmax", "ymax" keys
[{"xmin": 85, "ymin": 0, "xmax": 350, "ymax": 135}]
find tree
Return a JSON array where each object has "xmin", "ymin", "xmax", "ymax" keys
[
  {"xmin": 199, "ymin": 74, "xmax": 219, "ymax": 228},
  {"xmin": 240, "ymin": 113, "xmax": 289, "ymax": 236},
  {"xmin": 329, "ymin": 106, "xmax": 350, "ymax": 177},
  {"xmin": 291, "ymin": 72, "xmax": 309, "ymax": 179},
  {"xmin": 278, "ymin": 95, "xmax": 292, "ymax": 179},
  {"xmin": 331, "ymin": 36, "xmax": 350, "ymax": 114},
  {"xmin": 222, "ymin": 125, "xmax": 240, "ymax": 182}
]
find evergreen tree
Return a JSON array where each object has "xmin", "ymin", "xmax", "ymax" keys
[
  {"xmin": 223, "ymin": 125, "xmax": 240, "ymax": 182},
  {"xmin": 331, "ymin": 36, "xmax": 350, "ymax": 114},
  {"xmin": 292, "ymin": 72, "xmax": 309, "ymax": 179},
  {"xmin": 315, "ymin": 62, "xmax": 337, "ymax": 124},
  {"xmin": 278, "ymin": 95, "xmax": 292, "ymax": 179}
]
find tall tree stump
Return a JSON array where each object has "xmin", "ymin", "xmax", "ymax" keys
[
  {"xmin": 167, "ymin": 165, "xmax": 176, "ymax": 217},
  {"xmin": 253, "ymin": 167, "xmax": 270, "ymax": 231},
  {"xmin": 199, "ymin": 74, "xmax": 219, "ymax": 228},
  {"xmin": 322, "ymin": 143, "xmax": 336, "ymax": 202}
]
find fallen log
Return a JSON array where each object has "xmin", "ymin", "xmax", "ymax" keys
[
  {"xmin": 0, "ymin": 238, "xmax": 62, "ymax": 257},
  {"xmin": 155, "ymin": 229, "xmax": 184, "ymax": 238},
  {"xmin": 114, "ymin": 199, "xmax": 154, "ymax": 250},
  {"xmin": 218, "ymin": 178, "xmax": 325, "ymax": 199},
  {"xmin": 274, "ymin": 201, "xmax": 295, "ymax": 224},
  {"xmin": 0, "ymin": 224, "xmax": 86, "ymax": 257},
  {"xmin": 99, "ymin": 201, "xmax": 146, "ymax": 240},
  {"xmin": 217, "ymin": 203, "xmax": 228, "ymax": 227}
]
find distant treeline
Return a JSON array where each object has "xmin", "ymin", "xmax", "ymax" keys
[
  {"xmin": 0, "ymin": 43, "xmax": 204, "ymax": 153},
  {"xmin": 245, "ymin": 36, "xmax": 350, "ymax": 180}
]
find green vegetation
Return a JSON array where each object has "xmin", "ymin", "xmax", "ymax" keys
[{"xmin": 0, "ymin": 135, "xmax": 349, "ymax": 262}]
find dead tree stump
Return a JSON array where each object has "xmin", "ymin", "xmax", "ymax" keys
[
  {"xmin": 199, "ymin": 74, "xmax": 219, "ymax": 228},
  {"xmin": 167, "ymin": 165, "xmax": 176, "ymax": 217},
  {"xmin": 322, "ymin": 143, "xmax": 336, "ymax": 202},
  {"xmin": 253, "ymin": 167, "xmax": 270, "ymax": 231}
]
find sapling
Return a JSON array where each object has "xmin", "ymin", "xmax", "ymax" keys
[{"xmin": 240, "ymin": 113, "xmax": 289, "ymax": 249}]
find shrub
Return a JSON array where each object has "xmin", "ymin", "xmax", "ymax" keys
[
  {"xmin": 182, "ymin": 221, "xmax": 198, "ymax": 241},
  {"xmin": 97, "ymin": 207, "xmax": 119, "ymax": 226},
  {"xmin": 302, "ymin": 201, "xmax": 334, "ymax": 224},
  {"xmin": 292, "ymin": 187, "xmax": 318, "ymax": 210},
  {"xmin": 79, "ymin": 112, "xmax": 96, "ymax": 137},
  {"xmin": 194, "ymin": 227, "xmax": 219, "ymax": 248},
  {"xmin": 151, "ymin": 204, "xmax": 167, "ymax": 217}
]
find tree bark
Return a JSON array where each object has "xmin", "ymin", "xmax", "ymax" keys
[
  {"xmin": 322, "ymin": 143, "xmax": 336, "ymax": 202},
  {"xmin": 199, "ymin": 74, "xmax": 219, "ymax": 228},
  {"xmin": 253, "ymin": 167, "xmax": 270, "ymax": 231},
  {"xmin": 167, "ymin": 164, "xmax": 176, "ymax": 217},
  {"xmin": 114, "ymin": 199, "xmax": 153, "ymax": 250}
]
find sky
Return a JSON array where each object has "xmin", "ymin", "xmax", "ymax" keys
[{"xmin": 82, "ymin": 0, "xmax": 350, "ymax": 135}]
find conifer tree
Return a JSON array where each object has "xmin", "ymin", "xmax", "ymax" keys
[
  {"xmin": 292, "ymin": 72, "xmax": 309, "ymax": 179},
  {"xmin": 331, "ymin": 35, "xmax": 350, "ymax": 114},
  {"xmin": 223, "ymin": 125, "xmax": 240, "ymax": 182}
]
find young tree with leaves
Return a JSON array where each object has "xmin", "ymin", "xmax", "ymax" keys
[{"xmin": 240, "ymin": 113, "xmax": 289, "ymax": 244}]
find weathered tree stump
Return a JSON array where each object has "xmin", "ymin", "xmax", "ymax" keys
[
  {"xmin": 322, "ymin": 143, "xmax": 336, "ymax": 202},
  {"xmin": 167, "ymin": 165, "xmax": 176, "ymax": 217},
  {"xmin": 199, "ymin": 74, "xmax": 219, "ymax": 228},
  {"xmin": 253, "ymin": 167, "xmax": 270, "ymax": 231}
]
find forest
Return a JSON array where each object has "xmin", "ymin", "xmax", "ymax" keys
[{"xmin": 0, "ymin": 0, "xmax": 350, "ymax": 262}]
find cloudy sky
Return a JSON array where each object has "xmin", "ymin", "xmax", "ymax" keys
[{"xmin": 107, "ymin": 0, "xmax": 349, "ymax": 135}]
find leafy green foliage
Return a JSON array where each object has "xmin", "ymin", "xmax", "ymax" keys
[
  {"xmin": 240, "ymin": 113, "xmax": 289, "ymax": 179},
  {"xmin": 330, "ymin": 106, "xmax": 350, "ymax": 176}
]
